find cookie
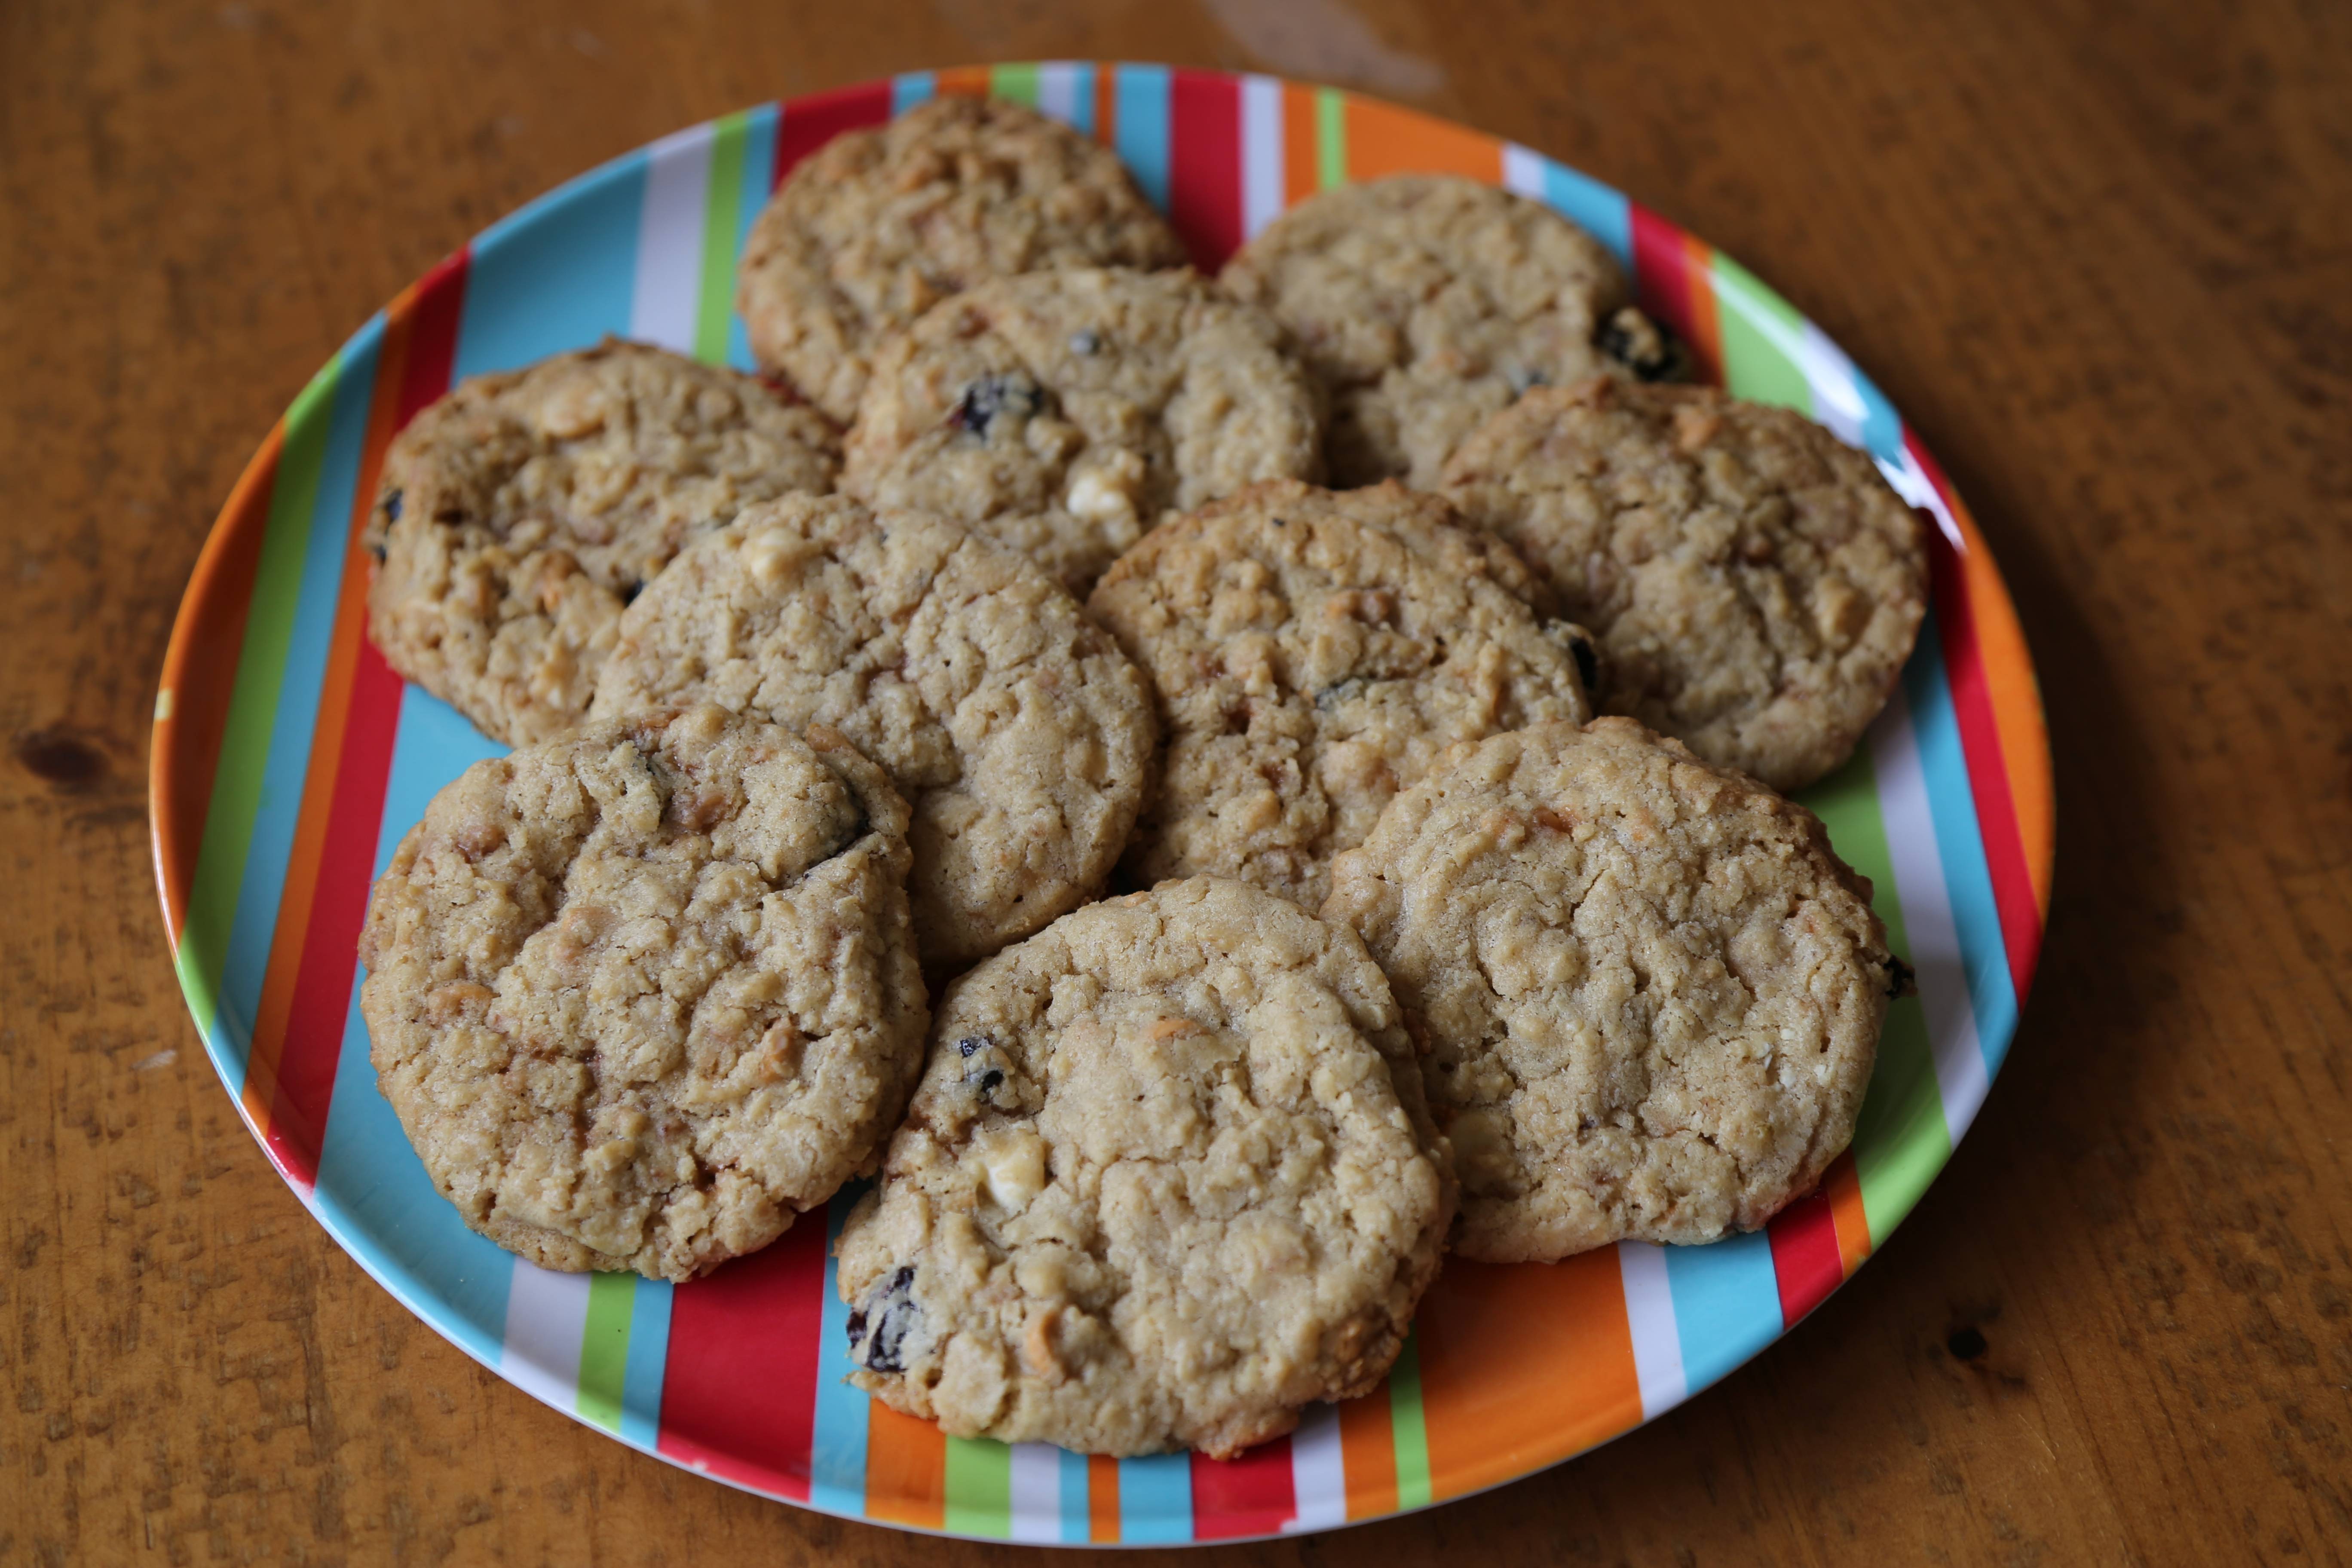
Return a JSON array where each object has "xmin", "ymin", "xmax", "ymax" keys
[
  {"xmin": 1440, "ymin": 380, "xmax": 1929, "ymax": 790},
  {"xmin": 1219, "ymin": 173, "xmax": 1675, "ymax": 487},
  {"xmin": 590, "ymin": 494, "xmax": 1158, "ymax": 970},
  {"xmin": 357, "ymin": 705, "xmax": 928, "ymax": 1282},
  {"xmin": 365, "ymin": 340, "xmax": 840, "ymax": 747},
  {"xmin": 1322, "ymin": 718, "xmax": 1899, "ymax": 1263},
  {"xmin": 841, "ymin": 267, "xmax": 1323, "ymax": 592},
  {"xmin": 835, "ymin": 876, "xmax": 1454, "ymax": 1458},
  {"xmin": 737, "ymin": 95, "xmax": 1188, "ymax": 423},
  {"xmin": 1085, "ymin": 479, "xmax": 1596, "ymax": 911}
]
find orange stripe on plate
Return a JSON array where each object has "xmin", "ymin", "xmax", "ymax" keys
[
  {"xmin": 241, "ymin": 299, "xmax": 415, "ymax": 1129},
  {"xmin": 1093, "ymin": 63, "xmax": 1118, "ymax": 148},
  {"xmin": 1946, "ymin": 490, "xmax": 2055, "ymax": 917},
  {"xmin": 1416, "ymin": 1251, "xmax": 1643, "ymax": 1500},
  {"xmin": 1681, "ymin": 232, "xmax": 1726, "ymax": 386},
  {"xmin": 1825, "ymin": 1153, "xmax": 1872, "ymax": 1275},
  {"xmin": 863, "ymin": 1403, "xmax": 946, "ymax": 1530},
  {"xmin": 1336, "ymin": 1382, "xmax": 1399, "ymax": 1519},
  {"xmin": 1341, "ymin": 94, "xmax": 1501, "ymax": 183},
  {"xmin": 1281, "ymin": 82, "xmax": 1320, "ymax": 203},
  {"xmin": 933, "ymin": 64, "xmax": 991, "ymax": 98},
  {"xmin": 1087, "ymin": 1452, "xmax": 1121, "ymax": 1543},
  {"xmin": 151, "ymin": 425, "xmax": 285, "ymax": 941}
]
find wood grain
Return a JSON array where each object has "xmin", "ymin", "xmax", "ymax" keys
[{"xmin": 4, "ymin": 0, "xmax": 2348, "ymax": 1562}]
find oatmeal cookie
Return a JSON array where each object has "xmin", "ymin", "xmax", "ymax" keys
[
  {"xmin": 841, "ymin": 266, "xmax": 1322, "ymax": 592},
  {"xmin": 1440, "ymin": 380, "xmax": 1929, "ymax": 790},
  {"xmin": 365, "ymin": 340, "xmax": 840, "ymax": 746},
  {"xmin": 591, "ymin": 494, "xmax": 1157, "ymax": 969},
  {"xmin": 1085, "ymin": 479, "xmax": 1595, "ymax": 910},
  {"xmin": 1220, "ymin": 173, "xmax": 1674, "ymax": 487},
  {"xmin": 357, "ymin": 705, "xmax": 927, "ymax": 1282},
  {"xmin": 1322, "ymin": 718, "xmax": 1898, "ymax": 1262},
  {"xmin": 736, "ymin": 95, "xmax": 1187, "ymax": 423},
  {"xmin": 835, "ymin": 876, "xmax": 1453, "ymax": 1457}
]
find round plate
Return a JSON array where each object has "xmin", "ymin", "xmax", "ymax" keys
[{"xmin": 150, "ymin": 63, "xmax": 2052, "ymax": 1546}]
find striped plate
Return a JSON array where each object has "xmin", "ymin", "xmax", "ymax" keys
[{"xmin": 150, "ymin": 63, "xmax": 2052, "ymax": 1545}]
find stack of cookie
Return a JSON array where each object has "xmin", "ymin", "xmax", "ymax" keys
[{"xmin": 356, "ymin": 95, "xmax": 1924, "ymax": 1460}]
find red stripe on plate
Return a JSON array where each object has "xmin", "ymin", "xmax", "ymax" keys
[
  {"xmin": 1168, "ymin": 70, "xmax": 1243, "ymax": 270},
  {"xmin": 657, "ymin": 1218, "xmax": 827, "ymax": 1500},
  {"xmin": 1189, "ymin": 1436, "xmax": 1296, "ymax": 1540},
  {"xmin": 772, "ymin": 80, "xmax": 894, "ymax": 190},
  {"xmin": 1767, "ymin": 1188, "xmax": 1845, "ymax": 1327},
  {"xmin": 1911, "ymin": 437, "xmax": 2043, "ymax": 1002},
  {"xmin": 260, "ymin": 252, "xmax": 468, "ymax": 1190},
  {"xmin": 1628, "ymin": 205, "xmax": 1720, "ymax": 385}
]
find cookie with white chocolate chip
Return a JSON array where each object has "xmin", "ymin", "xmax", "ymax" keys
[
  {"xmin": 841, "ymin": 267, "xmax": 1323, "ymax": 593},
  {"xmin": 835, "ymin": 876, "xmax": 1454, "ymax": 1457}
]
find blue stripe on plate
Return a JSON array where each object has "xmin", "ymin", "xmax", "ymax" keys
[
  {"xmin": 1118, "ymin": 1452, "xmax": 1193, "ymax": 1544},
  {"xmin": 311, "ymin": 683, "xmax": 514, "ymax": 1361},
  {"xmin": 1539, "ymin": 156, "xmax": 1633, "ymax": 272},
  {"xmin": 809, "ymin": 1186, "xmax": 873, "ymax": 1516},
  {"xmin": 619, "ymin": 1276, "xmax": 674, "ymax": 1449},
  {"xmin": 1113, "ymin": 64, "xmax": 1173, "ymax": 212},
  {"xmin": 455, "ymin": 151, "xmax": 649, "ymax": 377},
  {"xmin": 1661, "ymin": 1230, "xmax": 1783, "ymax": 1395}
]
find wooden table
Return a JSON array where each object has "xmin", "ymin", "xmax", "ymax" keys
[{"xmin": 6, "ymin": 1, "xmax": 2348, "ymax": 1561}]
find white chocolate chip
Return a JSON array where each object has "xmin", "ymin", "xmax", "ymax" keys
[
  {"xmin": 980, "ymin": 1129, "xmax": 1047, "ymax": 1213},
  {"xmin": 1065, "ymin": 448, "xmax": 1147, "ymax": 527}
]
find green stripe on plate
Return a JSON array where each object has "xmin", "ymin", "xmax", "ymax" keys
[
  {"xmin": 989, "ymin": 61, "xmax": 1041, "ymax": 105},
  {"xmin": 575, "ymin": 1272, "xmax": 637, "ymax": 1431},
  {"xmin": 1710, "ymin": 252, "xmax": 1815, "ymax": 415},
  {"xmin": 942, "ymin": 1436, "xmax": 1013, "ymax": 1537},
  {"xmin": 695, "ymin": 112, "xmax": 750, "ymax": 365},
  {"xmin": 1801, "ymin": 747, "xmax": 1948, "ymax": 1246},
  {"xmin": 178, "ymin": 357, "xmax": 340, "ymax": 1037},
  {"xmin": 1317, "ymin": 88, "xmax": 1348, "ymax": 189},
  {"xmin": 1388, "ymin": 1332, "xmax": 1432, "ymax": 1510}
]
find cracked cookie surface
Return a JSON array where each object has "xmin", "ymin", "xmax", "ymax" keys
[
  {"xmin": 364, "ymin": 340, "xmax": 840, "ymax": 746},
  {"xmin": 357, "ymin": 704, "xmax": 927, "ymax": 1282},
  {"xmin": 1219, "ymin": 174, "xmax": 1667, "ymax": 488},
  {"xmin": 1086, "ymin": 479, "xmax": 1595, "ymax": 911},
  {"xmin": 1441, "ymin": 380, "xmax": 1927, "ymax": 790},
  {"xmin": 1321, "ymin": 718, "xmax": 1896, "ymax": 1262},
  {"xmin": 736, "ymin": 95, "xmax": 1187, "ymax": 423},
  {"xmin": 591, "ymin": 494, "xmax": 1158, "ymax": 969},
  {"xmin": 842, "ymin": 267, "xmax": 1322, "ymax": 592},
  {"xmin": 835, "ymin": 876, "xmax": 1454, "ymax": 1457}
]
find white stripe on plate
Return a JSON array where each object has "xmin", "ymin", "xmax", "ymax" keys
[
  {"xmin": 1285, "ymin": 1402, "xmax": 1348, "ymax": 1533},
  {"xmin": 1501, "ymin": 142, "xmax": 1547, "ymax": 198},
  {"xmin": 1616, "ymin": 1242, "xmax": 1688, "ymax": 1419},
  {"xmin": 629, "ymin": 122, "xmax": 716, "ymax": 353},
  {"xmin": 1241, "ymin": 75, "xmax": 1286, "ymax": 239},
  {"xmin": 1795, "ymin": 320, "xmax": 1871, "ymax": 448},
  {"xmin": 500, "ymin": 1260, "xmax": 594, "ymax": 1413},
  {"xmin": 1038, "ymin": 61, "xmax": 1081, "ymax": 126},
  {"xmin": 1008, "ymin": 1442, "xmax": 1064, "ymax": 1544},
  {"xmin": 1871, "ymin": 685, "xmax": 1991, "ymax": 1140}
]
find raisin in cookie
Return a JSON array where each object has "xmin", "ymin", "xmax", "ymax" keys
[
  {"xmin": 836, "ymin": 876, "xmax": 1454, "ymax": 1458},
  {"xmin": 357, "ymin": 705, "xmax": 928, "ymax": 1282},
  {"xmin": 1441, "ymin": 381, "xmax": 1929, "ymax": 791},
  {"xmin": 1322, "ymin": 718, "xmax": 1899, "ymax": 1263},
  {"xmin": 841, "ymin": 267, "xmax": 1322, "ymax": 593},
  {"xmin": 1220, "ymin": 173, "xmax": 1675, "ymax": 489},
  {"xmin": 591, "ymin": 494, "xmax": 1157, "ymax": 970},
  {"xmin": 737, "ymin": 95, "xmax": 1187, "ymax": 423},
  {"xmin": 365, "ymin": 340, "xmax": 840, "ymax": 746},
  {"xmin": 1086, "ymin": 479, "xmax": 1596, "ymax": 911}
]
